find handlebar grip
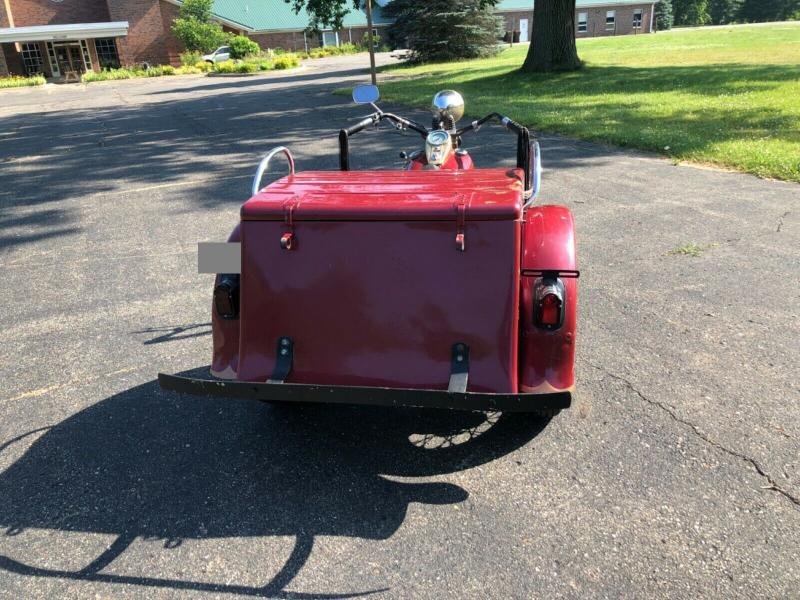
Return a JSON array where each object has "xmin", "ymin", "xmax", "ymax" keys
[
  {"xmin": 501, "ymin": 116, "xmax": 524, "ymax": 134},
  {"xmin": 345, "ymin": 116, "xmax": 376, "ymax": 136}
]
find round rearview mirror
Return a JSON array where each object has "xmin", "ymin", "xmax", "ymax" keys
[{"xmin": 353, "ymin": 84, "xmax": 380, "ymax": 105}]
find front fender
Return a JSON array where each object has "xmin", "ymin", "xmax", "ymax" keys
[{"xmin": 519, "ymin": 206, "xmax": 578, "ymax": 393}]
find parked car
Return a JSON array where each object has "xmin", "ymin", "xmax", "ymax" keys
[{"xmin": 202, "ymin": 46, "xmax": 231, "ymax": 64}]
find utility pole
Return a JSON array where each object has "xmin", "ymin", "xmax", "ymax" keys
[{"xmin": 365, "ymin": 0, "xmax": 377, "ymax": 85}]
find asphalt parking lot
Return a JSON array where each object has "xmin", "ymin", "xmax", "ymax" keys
[{"xmin": 1, "ymin": 53, "xmax": 798, "ymax": 599}]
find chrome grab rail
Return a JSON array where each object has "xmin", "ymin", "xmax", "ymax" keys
[
  {"xmin": 523, "ymin": 140, "xmax": 542, "ymax": 208},
  {"xmin": 251, "ymin": 146, "xmax": 295, "ymax": 196}
]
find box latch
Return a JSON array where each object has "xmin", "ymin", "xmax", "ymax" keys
[
  {"xmin": 280, "ymin": 198, "xmax": 298, "ymax": 250},
  {"xmin": 455, "ymin": 197, "xmax": 467, "ymax": 252}
]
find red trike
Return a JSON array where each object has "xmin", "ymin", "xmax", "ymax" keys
[{"xmin": 160, "ymin": 85, "xmax": 578, "ymax": 415}]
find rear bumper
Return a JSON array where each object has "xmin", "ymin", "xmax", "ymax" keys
[{"xmin": 158, "ymin": 373, "xmax": 571, "ymax": 413}]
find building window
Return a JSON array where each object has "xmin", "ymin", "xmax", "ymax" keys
[
  {"xmin": 577, "ymin": 12, "xmax": 588, "ymax": 33},
  {"xmin": 633, "ymin": 9, "xmax": 643, "ymax": 28},
  {"xmin": 46, "ymin": 41, "xmax": 60, "ymax": 77},
  {"xmin": 94, "ymin": 38, "xmax": 120, "ymax": 69},
  {"xmin": 606, "ymin": 10, "xmax": 616, "ymax": 30},
  {"xmin": 321, "ymin": 30, "xmax": 339, "ymax": 47},
  {"xmin": 21, "ymin": 43, "xmax": 44, "ymax": 75}
]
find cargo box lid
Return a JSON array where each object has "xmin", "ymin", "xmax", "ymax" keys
[{"xmin": 241, "ymin": 168, "xmax": 524, "ymax": 221}]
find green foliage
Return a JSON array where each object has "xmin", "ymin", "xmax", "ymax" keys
[
  {"xmin": 380, "ymin": 23, "xmax": 800, "ymax": 183},
  {"xmin": 361, "ymin": 30, "xmax": 381, "ymax": 48},
  {"xmin": 708, "ymin": 0, "xmax": 742, "ymax": 23},
  {"xmin": 673, "ymin": 0, "xmax": 711, "ymax": 25},
  {"xmin": 229, "ymin": 35, "xmax": 261, "ymax": 59},
  {"xmin": 212, "ymin": 53, "xmax": 299, "ymax": 73},
  {"xmin": 179, "ymin": 0, "xmax": 214, "ymax": 21},
  {"xmin": 286, "ymin": 0, "xmax": 357, "ymax": 32},
  {"xmin": 305, "ymin": 42, "xmax": 363, "ymax": 59},
  {"xmin": 671, "ymin": 242, "xmax": 706, "ymax": 257},
  {"xmin": 273, "ymin": 54, "xmax": 300, "ymax": 69},
  {"xmin": 0, "ymin": 74, "xmax": 46, "ymax": 88},
  {"xmin": 179, "ymin": 50, "xmax": 203, "ymax": 66},
  {"xmin": 384, "ymin": 0, "xmax": 503, "ymax": 63},
  {"xmin": 738, "ymin": 0, "xmax": 800, "ymax": 22},
  {"xmin": 82, "ymin": 65, "xmax": 186, "ymax": 83},
  {"xmin": 655, "ymin": 0, "xmax": 675, "ymax": 29},
  {"xmin": 212, "ymin": 60, "xmax": 239, "ymax": 73},
  {"xmin": 171, "ymin": 0, "xmax": 228, "ymax": 52}
]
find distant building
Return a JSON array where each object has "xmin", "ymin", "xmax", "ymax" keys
[{"xmin": 0, "ymin": 1, "xmax": 655, "ymax": 80}]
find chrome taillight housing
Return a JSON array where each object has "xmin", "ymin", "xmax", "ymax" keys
[
  {"xmin": 534, "ymin": 277, "xmax": 565, "ymax": 330},
  {"xmin": 214, "ymin": 274, "xmax": 240, "ymax": 320}
]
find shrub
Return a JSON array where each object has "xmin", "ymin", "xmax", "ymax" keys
[
  {"xmin": 229, "ymin": 35, "xmax": 260, "ymax": 59},
  {"xmin": 180, "ymin": 50, "xmax": 204, "ymax": 66},
  {"xmin": 145, "ymin": 65, "xmax": 175, "ymax": 77},
  {"xmin": 257, "ymin": 60, "xmax": 273, "ymax": 71},
  {"xmin": 273, "ymin": 54, "xmax": 300, "ymax": 69},
  {"xmin": 212, "ymin": 60, "xmax": 238, "ymax": 73},
  {"xmin": 175, "ymin": 65, "xmax": 204, "ymax": 75},
  {"xmin": 82, "ymin": 68, "xmax": 135, "ymax": 82},
  {"xmin": 361, "ymin": 31, "xmax": 381, "ymax": 48},
  {"xmin": 81, "ymin": 65, "xmax": 184, "ymax": 83},
  {"xmin": 0, "ymin": 74, "xmax": 46, "ymax": 88},
  {"xmin": 236, "ymin": 61, "xmax": 257, "ymax": 73}
]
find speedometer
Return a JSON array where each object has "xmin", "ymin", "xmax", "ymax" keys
[{"xmin": 425, "ymin": 130, "xmax": 453, "ymax": 167}]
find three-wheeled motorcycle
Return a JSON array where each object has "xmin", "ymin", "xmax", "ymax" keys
[{"xmin": 159, "ymin": 85, "xmax": 579, "ymax": 415}]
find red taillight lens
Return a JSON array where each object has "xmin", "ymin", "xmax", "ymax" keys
[
  {"xmin": 539, "ymin": 293, "xmax": 561, "ymax": 326},
  {"xmin": 534, "ymin": 278, "xmax": 565, "ymax": 330}
]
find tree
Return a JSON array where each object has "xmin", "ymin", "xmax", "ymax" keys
[
  {"xmin": 521, "ymin": 0, "xmax": 581, "ymax": 73},
  {"xmin": 654, "ymin": 0, "xmax": 675, "ymax": 29},
  {"xmin": 172, "ymin": 0, "xmax": 229, "ymax": 53},
  {"xmin": 383, "ymin": 0, "xmax": 503, "ymax": 63},
  {"xmin": 708, "ymin": 0, "xmax": 742, "ymax": 23},
  {"xmin": 738, "ymin": 0, "xmax": 800, "ymax": 21},
  {"xmin": 287, "ymin": 0, "xmax": 583, "ymax": 73},
  {"xmin": 672, "ymin": 0, "xmax": 711, "ymax": 25}
]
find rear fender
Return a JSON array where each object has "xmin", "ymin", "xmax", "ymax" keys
[
  {"xmin": 519, "ymin": 206, "xmax": 578, "ymax": 393},
  {"xmin": 211, "ymin": 223, "xmax": 241, "ymax": 379}
]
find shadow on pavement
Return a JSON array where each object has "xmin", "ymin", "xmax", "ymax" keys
[{"xmin": 0, "ymin": 368, "xmax": 550, "ymax": 597}]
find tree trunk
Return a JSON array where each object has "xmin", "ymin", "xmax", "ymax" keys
[{"xmin": 521, "ymin": 0, "xmax": 581, "ymax": 73}]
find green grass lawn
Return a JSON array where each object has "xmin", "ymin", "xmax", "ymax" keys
[{"xmin": 380, "ymin": 23, "xmax": 800, "ymax": 182}]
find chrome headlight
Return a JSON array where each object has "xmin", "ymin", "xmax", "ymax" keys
[
  {"xmin": 431, "ymin": 90, "xmax": 465, "ymax": 125},
  {"xmin": 425, "ymin": 130, "xmax": 453, "ymax": 167}
]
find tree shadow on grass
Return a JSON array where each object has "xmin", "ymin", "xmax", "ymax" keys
[{"xmin": 0, "ymin": 368, "xmax": 550, "ymax": 596}]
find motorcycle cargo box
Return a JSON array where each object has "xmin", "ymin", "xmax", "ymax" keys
[{"xmin": 237, "ymin": 168, "xmax": 524, "ymax": 393}]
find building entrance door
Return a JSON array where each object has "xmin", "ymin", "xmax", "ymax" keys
[
  {"xmin": 53, "ymin": 43, "xmax": 86, "ymax": 80},
  {"xmin": 519, "ymin": 19, "xmax": 529, "ymax": 43}
]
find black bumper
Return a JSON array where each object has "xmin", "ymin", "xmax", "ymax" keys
[{"xmin": 158, "ymin": 373, "xmax": 572, "ymax": 413}]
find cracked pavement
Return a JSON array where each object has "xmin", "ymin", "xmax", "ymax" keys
[{"xmin": 0, "ymin": 53, "xmax": 798, "ymax": 598}]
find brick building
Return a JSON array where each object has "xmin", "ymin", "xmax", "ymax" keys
[
  {"xmin": 497, "ymin": 0, "xmax": 655, "ymax": 43},
  {"xmin": 0, "ymin": 0, "xmax": 655, "ymax": 80}
]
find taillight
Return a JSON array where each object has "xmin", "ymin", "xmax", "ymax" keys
[
  {"xmin": 214, "ymin": 274, "xmax": 240, "ymax": 319},
  {"xmin": 534, "ymin": 277, "xmax": 565, "ymax": 330}
]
